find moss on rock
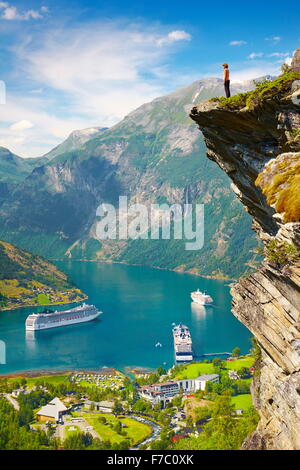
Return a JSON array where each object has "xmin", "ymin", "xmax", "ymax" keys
[{"xmin": 255, "ymin": 153, "xmax": 300, "ymax": 223}]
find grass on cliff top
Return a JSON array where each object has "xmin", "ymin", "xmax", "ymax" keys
[
  {"xmin": 256, "ymin": 158, "xmax": 300, "ymax": 223},
  {"xmin": 210, "ymin": 72, "xmax": 300, "ymax": 111},
  {"xmin": 210, "ymin": 92, "xmax": 249, "ymax": 110}
]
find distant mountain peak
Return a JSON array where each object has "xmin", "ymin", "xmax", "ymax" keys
[
  {"xmin": 69, "ymin": 127, "xmax": 107, "ymax": 138},
  {"xmin": 42, "ymin": 126, "xmax": 109, "ymax": 161}
]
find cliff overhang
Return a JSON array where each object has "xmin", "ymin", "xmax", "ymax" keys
[{"xmin": 190, "ymin": 72, "xmax": 300, "ymax": 237}]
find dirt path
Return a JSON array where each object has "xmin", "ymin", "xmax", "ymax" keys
[{"xmin": 4, "ymin": 394, "xmax": 20, "ymax": 411}]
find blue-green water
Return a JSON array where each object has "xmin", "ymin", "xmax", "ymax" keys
[{"xmin": 0, "ymin": 261, "xmax": 251, "ymax": 375}]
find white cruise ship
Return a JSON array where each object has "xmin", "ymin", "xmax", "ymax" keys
[
  {"xmin": 191, "ymin": 289, "xmax": 213, "ymax": 305},
  {"xmin": 25, "ymin": 303, "xmax": 101, "ymax": 331},
  {"xmin": 173, "ymin": 323, "xmax": 193, "ymax": 362}
]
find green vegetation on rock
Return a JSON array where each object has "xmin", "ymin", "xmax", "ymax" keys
[
  {"xmin": 214, "ymin": 73, "xmax": 300, "ymax": 111},
  {"xmin": 218, "ymin": 92, "xmax": 249, "ymax": 110},
  {"xmin": 257, "ymin": 239, "xmax": 299, "ymax": 266}
]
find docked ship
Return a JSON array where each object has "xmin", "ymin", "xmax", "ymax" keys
[
  {"xmin": 173, "ymin": 323, "xmax": 193, "ymax": 362},
  {"xmin": 191, "ymin": 289, "xmax": 213, "ymax": 305},
  {"xmin": 25, "ymin": 303, "xmax": 102, "ymax": 331}
]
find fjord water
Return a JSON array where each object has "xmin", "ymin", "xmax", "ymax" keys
[{"xmin": 0, "ymin": 262, "xmax": 251, "ymax": 375}]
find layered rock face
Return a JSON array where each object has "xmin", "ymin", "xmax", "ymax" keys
[{"xmin": 190, "ymin": 72, "xmax": 300, "ymax": 449}]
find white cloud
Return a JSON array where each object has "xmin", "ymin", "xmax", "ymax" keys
[
  {"xmin": 168, "ymin": 30, "xmax": 191, "ymax": 41},
  {"xmin": 265, "ymin": 36, "xmax": 281, "ymax": 42},
  {"xmin": 29, "ymin": 88, "xmax": 44, "ymax": 94},
  {"xmin": 0, "ymin": 94, "xmax": 93, "ymax": 156},
  {"xmin": 24, "ymin": 27, "xmax": 175, "ymax": 86},
  {"xmin": 0, "ymin": 2, "xmax": 44, "ymax": 20},
  {"xmin": 24, "ymin": 10, "xmax": 42, "ymax": 20},
  {"xmin": 268, "ymin": 52, "xmax": 289, "ymax": 57},
  {"xmin": 1, "ymin": 21, "xmax": 192, "ymax": 156},
  {"xmin": 10, "ymin": 120, "xmax": 34, "ymax": 131},
  {"xmin": 156, "ymin": 30, "xmax": 191, "ymax": 46},
  {"xmin": 16, "ymin": 22, "xmax": 192, "ymax": 115},
  {"xmin": 248, "ymin": 52, "xmax": 264, "ymax": 59},
  {"xmin": 2, "ymin": 6, "xmax": 17, "ymax": 19},
  {"xmin": 229, "ymin": 40, "xmax": 247, "ymax": 46}
]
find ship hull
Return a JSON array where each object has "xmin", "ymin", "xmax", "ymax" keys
[
  {"xmin": 175, "ymin": 353, "xmax": 193, "ymax": 362},
  {"xmin": 26, "ymin": 311, "xmax": 101, "ymax": 331}
]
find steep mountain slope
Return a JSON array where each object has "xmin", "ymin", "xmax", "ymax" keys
[
  {"xmin": 0, "ymin": 78, "xmax": 260, "ymax": 278},
  {"xmin": 0, "ymin": 240, "xmax": 86, "ymax": 311},
  {"xmin": 0, "ymin": 146, "xmax": 48, "ymax": 183},
  {"xmin": 190, "ymin": 67, "xmax": 300, "ymax": 449}
]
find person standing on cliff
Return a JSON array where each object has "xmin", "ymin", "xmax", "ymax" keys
[{"xmin": 223, "ymin": 63, "xmax": 231, "ymax": 98}]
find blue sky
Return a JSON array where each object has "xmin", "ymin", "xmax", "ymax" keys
[{"xmin": 0, "ymin": 0, "xmax": 299, "ymax": 156}]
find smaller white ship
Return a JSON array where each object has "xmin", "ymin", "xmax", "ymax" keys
[
  {"xmin": 173, "ymin": 323, "xmax": 193, "ymax": 362},
  {"xmin": 191, "ymin": 289, "xmax": 213, "ymax": 305},
  {"xmin": 155, "ymin": 342, "xmax": 162, "ymax": 348}
]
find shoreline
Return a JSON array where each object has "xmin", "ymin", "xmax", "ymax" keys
[
  {"xmin": 0, "ymin": 258, "xmax": 236, "ymax": 314},
  {"xmin": 0, "ymin": 366, "xmax": 123, "ymax": 379},
  {"xmin": 0, "ymin": 364, "xmax": 158, "ymax": 380},
  {"xmin": 53, "ymin": 257, "xmax": 237, "ymax": 282},
  {"xmin": 0, "ymin": 294, "xmax": 89, "ymax": 313},
  {"xmin": 0, "ymin": 357, "xmax": 251, "ymax": 379}
]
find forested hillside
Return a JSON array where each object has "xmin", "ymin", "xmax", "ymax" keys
[{"xmin": 0, "ymin": 240, "xmax": 86, "ymax": 310}]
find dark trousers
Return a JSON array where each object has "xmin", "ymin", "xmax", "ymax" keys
[{"xmin": 224, "ymin": 80, "xmax": 231, "ymax": 98}]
